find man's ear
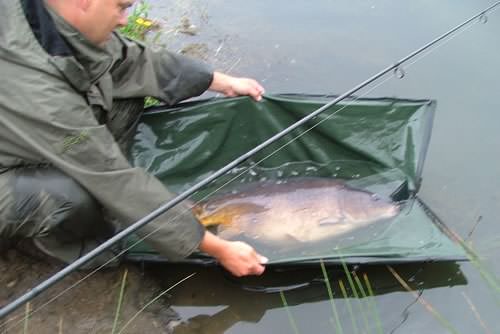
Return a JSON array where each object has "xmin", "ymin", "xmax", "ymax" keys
[{"xmin": 77, "ymin": 0, "xmax": 92, "ymax": 11}]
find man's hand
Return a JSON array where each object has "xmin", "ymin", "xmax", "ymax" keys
[
  {"xmin": 199, "ymin": 231, "xmax": 268, "ymax": 277},
  {"xmin": 209, "ymin": 72, "xmax": 265, "ymax": 101}
]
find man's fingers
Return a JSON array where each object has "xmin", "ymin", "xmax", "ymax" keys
[
  {"xmin": 252, "ymin": 263, "xmax": 265, "ymax": 276},
  {"xmin": 249, "ymin": 85, "xmax": 264, "ymax": 101}
]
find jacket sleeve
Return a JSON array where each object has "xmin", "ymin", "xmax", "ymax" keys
[
  {"xmin": 108, "ymin": 33, "xmax": 214, "ymax": 105},
  {"xmin": 0, "ymin": 65, "xmax": 205, "ymax": 260}
]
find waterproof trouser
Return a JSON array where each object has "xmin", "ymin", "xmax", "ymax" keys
[{"xmin": 0, "ymin": 99, "xmax": 144, "ymax": 267}]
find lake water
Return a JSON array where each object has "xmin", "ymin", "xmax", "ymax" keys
[{"xmin": 142, "ymin": 1, "xmax": 500, "ymax": 333}]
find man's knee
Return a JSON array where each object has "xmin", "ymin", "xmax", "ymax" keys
[{"xmin": 0, "ymin": 167, "xmax": 110, "ymax": 241}]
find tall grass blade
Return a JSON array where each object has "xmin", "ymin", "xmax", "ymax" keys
[
  {"xmin": 118, "ymin": 272, "xmax": 196, "ymax": 334},
  {"xmin": 338, "ymin": 279, "xmax": 359, "ymax": 334},
  {"xmin": 320, "ymin": 260, "xmax": 343, "ymax": 334},
  {"xmin": 58, "ymin": 316, "xmax": 63, "ymax": 334},
  {"xmin": 23, "ymin": 302, "xmax": 30, "ymax": 334},
  {"xmin": 279, "ymin": 290, "xmax": 301, "ymax": 334},
  {"xmin": 447, "ymin": 227, "xmax": 500, "ymax": 305},
  {"xmin": 340, "ymin": 260, "xmax": 370, "ymax": 333},
  {"xmin": 363, "ymin": 273, "xmax": 384, "ymax": 334},
  {"xmin": 352, "ymin": 271, "xmax": 383, "ymax": 334},
  {"xmin": 111, "ymin": 268, "xmax": 129, "ymax": 334},
  {"xmin": 461, "ymin": 292, "xmax": 493, "ymax": 334},
  {"xmin": 387, "ymin": 265, "xmax": 461, "ymax": 334}
]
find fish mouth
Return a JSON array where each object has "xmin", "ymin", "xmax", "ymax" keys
[{"xmin": 387, "ymin": 204, "xmax": 400, "ymax": 217}]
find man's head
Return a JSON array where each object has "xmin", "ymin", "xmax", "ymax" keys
[{"xmin": 46, "ymin": 0, "xmax": 135, "ymax": 46}]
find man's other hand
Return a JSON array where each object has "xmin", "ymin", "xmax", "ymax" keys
[
  {"xmin": 209, "ymin": 72, "xmax": 265, "ymax": 102},
  {"xmin": 199, "ymin": 231, "xmax": 268, "ymax": 276}
]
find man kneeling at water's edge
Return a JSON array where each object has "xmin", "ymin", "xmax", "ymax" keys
[{"xmin": 0, "ymin": 0, "xmax": 267, "ymax": 276}]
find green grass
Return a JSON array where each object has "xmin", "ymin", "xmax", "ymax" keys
[
  {"xmin": 120, "ymin": 1, "xmax": 156, "ymax": 42},
  {"xmin": 119, "ymin": 0, "xmax": 161, "ymax": 108},
  {"xmin": 363, "ymin": 273, "xmax": 384, "ymax": 334},
  {"xmin": 338, "ymin": 279, "xmax": 359, "ymax": 334},
  {"xmin": 111, "ymin": 269, "xmax": 129, "ymax": 334},
  {"xmin": 446, "ymin": 227, "xmax": 500, "ymax": 306},
  {"xmin": 339, "ymin": 260, "xmax": 371, "ymax": 333},
  {"xmin": 279, "ymin": 290, "xmax": 301, "ymax": 334},
  {"xmin": 118, "ymin": 272, "xmax": 196, "ymax": 334},
  {"xmin": 23, "ymin": 302, "xmax": 30, "ymax": 334},
  {"xmin": 320, "ymin": 260, "xmax": 343, "ymax": 334}
]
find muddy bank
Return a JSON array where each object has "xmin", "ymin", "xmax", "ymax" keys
[{"xmin": 0, "ymin": 251, "xmax": 182, "ymax": 334}]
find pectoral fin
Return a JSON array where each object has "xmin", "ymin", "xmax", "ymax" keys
[
  {"xmin": 284, "ymin": 233, "xmax": 305, "ymax": 243},
  {"xmin": 318, "ymin": 215, "xmax": 346, "ymax": 226}
]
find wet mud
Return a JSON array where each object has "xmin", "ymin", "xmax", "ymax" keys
[{"xmin": 0, "ymin": 251, "xmax": 180, "ymax": 334}]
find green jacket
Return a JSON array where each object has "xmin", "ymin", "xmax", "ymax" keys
[{"xmin": 0, "ymin": 0, "xmax": 212, "ymax": 259}]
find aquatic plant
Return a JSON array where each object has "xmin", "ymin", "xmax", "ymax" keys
[
  {"xmin": 279, "ymin": 290, "xmax": 301, "ymax": 334},
  {"xmin": 388, "ymin": 265, "xmax": 461, "ymax": 334},
  {"xmin": 320, "ymin": 260, "xmax": 343, "ymax": 334},
  {"xmin": 461, "ymin": 292, "xmax": 493, "ymax": 334},
  {"xmin": 363, "ymin": 273, "xmax": 384, "ymax": 334},
  {"xmin": 339, "ymin": 260, "xmax": 371, "ymax": 333},
  {"xmin": 453, "ymin": 233, "xmax": 500, "ymax": 306},
  {"xmin": 338, "ymin": 279, "xmax": 358, "ymax": 334}
]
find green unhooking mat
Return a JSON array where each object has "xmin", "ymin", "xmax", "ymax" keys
[{"xmin": 123, "ymin": 94, "xmax": 467, "ymax": 265}]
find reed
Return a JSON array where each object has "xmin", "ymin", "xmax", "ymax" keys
[
  {"xmin": 461, "ymin": 292, "xmax": 492, "ymax": 334},
  {"xmin": 338, "ymin": 279, "xmax": 359, "ymax": 334},
  {"xmin": 320, "ymin": 260, "xmax": 343, "ymax": 334},
  {"xmin": 279, "ymin": 290, "xmax": 301, "ymax": 334},
  {"xmin": 363, "ymin": 273, "xmax": 384, "ymax": 334},
  {"xmin": 388, "ymin": 265, "xmax": 461, "ymax": 334},
  {"xmin": 340, "ymin": 260, "xmax": 370, "ymax": 333}
]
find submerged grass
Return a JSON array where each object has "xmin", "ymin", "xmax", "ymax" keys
[
  {"xmin": 387, "ymin": 265, "xmax": 461, "ymax": 334},
  {"xmin": 320, "ymin": 260, "xmax": 343, "ymax": 334},
  {"xmin": 279, "ymin": 290, "xmax": 301, "ymax": 334},
  {"xmin": 111, "ymin": 269, "xmax": 129, "ymax": 334}
]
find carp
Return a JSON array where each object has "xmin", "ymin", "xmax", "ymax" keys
[{"xmin": 192, "ymin": 178, "xmax": 399, "ymax": 245}]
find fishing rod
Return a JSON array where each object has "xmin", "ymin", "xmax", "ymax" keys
[{"xmin": 1, "ymin": 0, "xmax": 499, "ymax": 320}]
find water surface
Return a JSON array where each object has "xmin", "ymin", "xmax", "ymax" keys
[{"xmin": 148, "ymin": 1, "xmax": 500, "ymax": 333}]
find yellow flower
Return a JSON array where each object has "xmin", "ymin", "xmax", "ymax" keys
[{"xmin": 135, "ymin": 17, "xmax": 153, "ymax": 27}]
